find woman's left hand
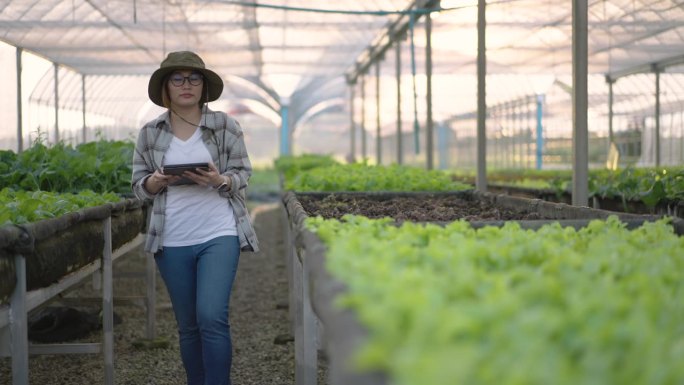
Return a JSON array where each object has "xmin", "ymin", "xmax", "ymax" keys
[{"xmin": 182, "ymin": 162, "xmax": 225, "ymax": 188}]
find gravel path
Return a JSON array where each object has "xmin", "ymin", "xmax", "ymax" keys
[{"xmin": 0, "ymin": 202, "xmax": 316, "ymax": 385}]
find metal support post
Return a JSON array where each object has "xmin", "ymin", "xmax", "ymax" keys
[
  {"xmin": 10, "ymin": 254, "xmax": 28, "ymax": 385},
  {"xmin": 425, "ymin": 11, "xmax": 434, "ymax": 170},
  {"xmin": 375, "ymin": 62, "xmax": 382, "ymax": 164},
  {"xmin": 476, "ymin": 0, "xmax": 487, "ymax": 192},
  {"xmin": 146, "ymin": 251, "xmax": 157, "ymax": 339},
  {"xmin": 361, "ymin": 76, "xmax": 367, "ymax": 160},
  {"xmin": 53, "ymin": 63, "xmax": 60, "ymax": 143},
  {"xmin": 395, "ymin": 41, "xmax": 403, "ymax": 165},
  {"xmin": 349, "ymin": 86, "xmax": 356, "ymax": 162},
  {"xmin": 294, "ymin": 249, "xmax": 317, "ymax": 385},
  {"xmin": 607, "ymin": 76, "xmax": 614, "ymax": 145},
  {"xmin": 438, "ymin": 123, "xmax": 449, "ymax": 169},
  {"xmin": 16, "ymin": 47, "xmax": 23, "ymax": 153},
  {"xmin": 82, "ymin": 74, "xmax": 87, "ymax": 143},
  {"xmin": 302, "ymin": 250, "xmax": 318, "ymax": 385},
  {"xmin": 517, "ymin": 101, "xmax": 524, "ymax": 167},
  {"xmin": 102, "ymin": 217, "xmax": 114, "ymax": 385},
  {"xmin": 526, "ymin": 96, "xmax": 533, "ymax": 168},
  {"xmin": 536, "ymin": 94, "xmax": 545, "ymax": 170},
  {"xmin": 654, "ymin": 68, "xmax": 661, "ymax": 166},
  {"xmin": 280, "ymin": 102, "xmax": 290, "ymax": 156},
  {"xmin": 283, "ymin": 208, "xmax": 296, "ymax": 334},
  {"xmin": 572, "ymin": 0, "xmax": 589, "ymax": 206}
]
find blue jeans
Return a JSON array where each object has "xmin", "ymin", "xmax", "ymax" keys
[{"xmin": 155, "ymin": 236, "xmax": 240, "ymax": 385}]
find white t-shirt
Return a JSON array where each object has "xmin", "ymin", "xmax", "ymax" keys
[{"xmin": 162, "ymin": 127, "xmax": 237, "ymax": 247}]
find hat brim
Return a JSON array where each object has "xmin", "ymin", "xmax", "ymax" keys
[{"xmin": 148, "ymin": 66, "xmax": 224, "ymax": 107}]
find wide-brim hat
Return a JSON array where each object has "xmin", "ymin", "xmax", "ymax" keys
[{"xmin": 148, "ymin": 51, "xmax": 224, "ymax": 107}]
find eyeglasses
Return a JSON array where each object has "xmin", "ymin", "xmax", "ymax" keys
[{"xmin": 170, "ymin": 73, "xmax": 203, "ymax": 87}]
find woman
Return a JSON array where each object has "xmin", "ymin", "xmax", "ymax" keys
[{"xmin": 131, "ymin": 51, "xmax": 259, "ymax": 385}]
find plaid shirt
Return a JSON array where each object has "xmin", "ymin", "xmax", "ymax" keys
[{"xmin": 131, "ymin": 109, "xmax": 259, "ymax": 253}]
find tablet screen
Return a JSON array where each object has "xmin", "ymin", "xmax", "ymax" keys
[
  {"xmin": 163, "ymin": 163, "xmax": 210, "ymax": 185},
  {"xmin": 163, "ymin": 163, "xmax": 210, "ymax": 176}
]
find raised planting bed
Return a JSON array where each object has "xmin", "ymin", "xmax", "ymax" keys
[
  {"xmin": 304, "ymin": 214, "xmax": 684, "ymax": 385},
  {"xmin": 486, "ymin": 183, "xmax": 684, "ymax": 218},
  {"xmin": 282, "ymin": 190, "xmax": 678, "ymax": 385},
  {"xmin": 289, "ymin": 190, "xmax": 664, "ymax": 225},
  {"xmin": 0, "ymin": 198, "xmax": 144, "ymax": 304},
  {"xmin": 590, "ymin": 195, "xmax": 683, "ymax": 217},
  {"xmin": 486, "ymin": 183, "xmax": 571, "ymax": 204}
]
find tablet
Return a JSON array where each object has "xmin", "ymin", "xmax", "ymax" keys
[
  {"xmin": 163, "ymin": 162, "xmax": 210, "ymax": 176},
  {"xmin": 163, "ymin": 163, "xmax": 210, "ymax": 185}
]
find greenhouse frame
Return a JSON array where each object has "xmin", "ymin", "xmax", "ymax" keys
[
  {"xmin": 1, "ymin": 2, "xmax": 683, "ymax": 181},
  {"xmin": 1, "ymin": 1, "xmax": 684, "ymax": 384}
]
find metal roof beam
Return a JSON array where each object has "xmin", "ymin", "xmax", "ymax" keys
[
  {"xmin": 75, "ymin": 62, "xmax": 350, "ymax": 76},
  {"xmin": 345, "ymin": 0, "xmax": 439, "ymax": 85},
  {"xmin": 0, "ymin": 20, "xmax": 397, "ymax": 29},
  {"xmin": 607, "ymin": 53, "xmax": 684, "ymax": 81},
  {"xmin": 25, "ymin": 44, "xmax": 368, "ymax": 53}
]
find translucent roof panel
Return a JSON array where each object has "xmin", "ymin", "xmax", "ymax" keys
[
  {"xmin": 424, "ymin": 0, "xmax": 684, "ymax": 77},
  {"xmin": 4, "ymin": 0, "xmax": 684, "ymax": 87},
  {"xmin": 0, "ymin": 0, "xmax": 422, "ymax": 131},
  {"xmin": 0, "ymin": 1, "xmax": 413, "ymax": 78}
]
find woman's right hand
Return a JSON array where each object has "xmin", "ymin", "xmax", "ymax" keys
[{"xmin": 145, "ymin": 169, "xmax": 180, "ymax": 194}]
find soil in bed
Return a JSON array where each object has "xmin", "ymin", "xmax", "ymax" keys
[{"xmin": 296, "ymin": 193, "xmax": 547, "ymax": 222}]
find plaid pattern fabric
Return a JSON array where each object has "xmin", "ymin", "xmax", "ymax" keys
[{"xmin": 131, "ymin": 109, "xmax": 259, "ymax": 253}]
